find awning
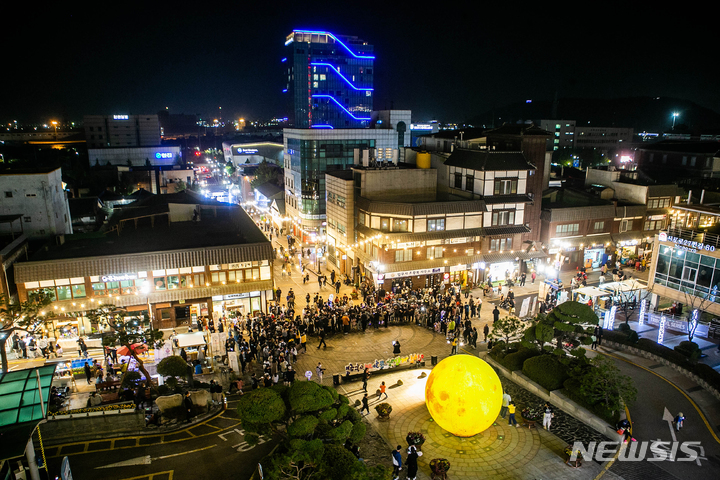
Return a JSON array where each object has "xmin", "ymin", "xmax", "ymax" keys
[
  {"xmin": 177, "ymin": 332, "xmax": 207, "ymax": 348},
  {"xmin": 574, "ymin": 286, "xmax": 611, "ymax": 298},
  {"xmin": 0, "ymin": 365, "xmax": 57, "ymax": 462},
  {"xmin": 550, "ymin": 234, "xmax": 612, "ymax": 248}
]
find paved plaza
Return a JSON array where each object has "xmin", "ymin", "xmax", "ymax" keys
[{"xmin": 292, "ymin": 324, "xmax": 624, "ymax": 480}]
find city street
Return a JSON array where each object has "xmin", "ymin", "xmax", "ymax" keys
[{"xmin": 44, "ymin": 396, "xmax": 278, "ymax": 480}]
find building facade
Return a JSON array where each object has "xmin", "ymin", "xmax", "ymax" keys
[
  {"xmin": 283, "ymin": 127, "xmax": 408, "ymax": 242},
  {"xmin": 284, "ymin": 30, "xmax": 374, "ymax": 129},
  {"xmin": 14, "ymin": 203, "xmax": 273, "ymax": 334},
  {"xmin": 84, "ymin": 114, "xmax": 161, "ymax": 148},
  {"xmin": 0, "ymin": 168, "xmax": 73, "ymax": 238}
]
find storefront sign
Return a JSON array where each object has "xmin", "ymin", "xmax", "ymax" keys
[
  {"xmin": 397, "ymin": 241, "xmax": 424, "ymax": 249},
  {"xmin": 660, "ymin": 232, "xmax": 716, "ymax": 253},
  {"xmin": 229, "ymin": 262, "xmax": 252, "ymax": 269},
  {"xmin": 155, "ymin": 152, "xmax": 174, "ymax": 159},
  {"xmin": 449, "ymin": 237, "xmax": 468, "ymax": 244},
  {"xmin": 224, "ymin": 293, "xmax": 250, "ymax": 300},
  {"xmin": 345, "ymin": 353, "xmax": 425, "ymax": 375},
  {"xmin": 380, "ymin": 267, "xmax": 444, "ymax": 280},
  {"xmin": 449, "ymin": 264, "xmax": 467, "ymax": 272},
  {"xmin": 472, "ymin": 262, "xmax": 486, "ymax": 270},
  {"xmin": 619, "ymin": 240, "xmax": 639, "ymax": 247},
  {"xmin": 101, "ymin": 273, "xmax": 137, "ymax": 282}
]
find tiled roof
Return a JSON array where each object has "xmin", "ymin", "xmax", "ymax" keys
[{"xmin": 445, "ymin": 149, "xmax": 535, "ymax": 171}]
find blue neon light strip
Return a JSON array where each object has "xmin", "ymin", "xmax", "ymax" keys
[
  {"xmin": 312, "ymin": 95, "xmax": 371, "ymax": 121},
  {"xmin": 311, "ymin": 125, "xmax": 334, "ymax": 129},
  {"xmin": 310, "ymin": 62, "xmax": 373, "ymax": 91},
  {"xmin": 292, "ymin": 30, "xmax": 375, "ymax": 59}
]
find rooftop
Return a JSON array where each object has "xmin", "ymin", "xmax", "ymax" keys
[
  {"xmin": 28, "ymin": 205, "xmax": 268, "ymax": 262},
  {"xmin": 445, "ymin": 149, "xmax": 535, "ymax": 171},
  {"xmin": 542, "ymin": 188, "xmax": 613, "ymax": 208}
]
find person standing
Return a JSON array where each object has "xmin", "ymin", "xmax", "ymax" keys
[
  {"xmin": 675, "ymin": 412, "xmax": 685, "ymax": 431},
  {"xmin": 493, "ymin": 306, "xmax": 500, "ymax": 323},
  {"xmin": 184, "ymin": 391, "xmax": 194, "ymax": 423},
  {"xmin": 500, "ymin": 391, "xmax": 511, "ymax": 418},
  {"xmin": 508, "ymin": 402, "xmax": 518, "ymax": 427},
  {"xmin": 595, "ymin": 325, "xmax": 603, "ymax": 346},
  {"xmin": 391, "ymin": 445, "xmax": 403, "ymax": 480},
  {"xmin": 406, "ymin": 445, "xmax": 422, "ymax": 480},
  {"xmin": 591, "ymin": 333, "xmax": 598, "ymax": 350},
  {"xmin": 531, "ymin": 271, "xmax": 536, "ymax": 284},
  {"xmin": 520, "ymin": 272, "xmax": 526, "ymax": 287},
  {"xmin": 84, "ymin": 361, "xmax": 93, "ymax": 385},
  {"xmin": 362, "ymin": 368, "xmax": 370, "ymax": 392},
  {"xmin": 393, "ymin": 340, "xmax": 401, "ymax": 355},
  {"xmin": 450, "ymin": 337, "xmax": 458, "ymax": 355},
  {"xmin": 543, "ymin": 403, "xmax": 554, "ymax": 430},
  {"xmin": 483, "ymin": 324, "xmax": 490, "ymax": 342},
  {"xmin": 316, "ymin": 363, "xmax": 325, "ymax": 384},
  {"xmin": 360, "ymin": 393, "xmax": 370, "ymax": 416}
]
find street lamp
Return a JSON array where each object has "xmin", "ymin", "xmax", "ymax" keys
[{"xmin": 672, "ymin": 112, "xmax": 679, "ymax": 130}]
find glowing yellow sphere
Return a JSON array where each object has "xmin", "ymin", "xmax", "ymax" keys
[{"xmin": 425, "ymin": 354, "xmax": 503, "ymax": 437}]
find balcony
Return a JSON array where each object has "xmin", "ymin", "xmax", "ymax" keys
[{"xmin": 664, "ymin": 227, "xmax": 720, "ymax": 250}]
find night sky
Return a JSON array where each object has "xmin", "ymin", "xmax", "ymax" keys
[{"xmin": 4, "ymin": 2, "xmax": 718, "ymax": 125}]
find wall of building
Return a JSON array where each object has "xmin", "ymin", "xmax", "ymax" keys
[
  {"xmin": 0, "ymin": 169, "xmax": 72, "ymax": 238},
  {"xmin": 84, "ymin": 114, "xmax": 161, "ymax": 148},
  {"xmin": 357, "ymin": 168, "xmax": 436, "ymax": 202},
  {"xmin": 88, "ymin": 146, "xmax": 181, "ymax": 167}
]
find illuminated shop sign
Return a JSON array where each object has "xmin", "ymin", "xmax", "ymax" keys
[
  {"xmin": 155, "ymin": 152, "xmax": 174, "ymax": 159},
  {"xmin": 236, "ymin": 148, "xmax": 259, "ymax": 154},
  {"xmin": 113, "ymin": 115, "xmax": 129, "ymax": 120},
  {"xmin": 659, "ymin": 232, "xmax": 716, "ymax": 252},
  {"xmin": 101, "ymin": 274, "xmax": 138, "ymax": 282},
  {"xmin": 410, "ymin": 124, "xmax": 433, "ymax": 130}
]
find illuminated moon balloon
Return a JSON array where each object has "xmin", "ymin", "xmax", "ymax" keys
[{"xmin": 425, "ymin": 354, "xmax": 503, "ymax": 437}]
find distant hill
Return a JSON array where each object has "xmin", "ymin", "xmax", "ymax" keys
[{"xmin": 467, "ymin": 97, "xmax": 720, "ymax": 133}]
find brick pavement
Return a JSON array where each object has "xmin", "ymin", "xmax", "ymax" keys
[{"xmin": 292, "ymin": 324, "xmax": 624, "ymax": 480}]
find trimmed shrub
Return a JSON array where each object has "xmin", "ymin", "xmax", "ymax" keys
[
  {"xmin": 675, "ymin": 341, "xmax": 701, "ymax": 362},
  {"xmin": 692, "ymin": 363, "xmax": 720, "ymax": 389},
  {"xmin": 636, "ymin": 338, "xmax": 692, "ymax": 368},
  {"xmin": 288, "ymin": 415, "xmax": 319, "ymax": 437},
  {"xmin": 522, "ymin": 355, "xmax": 569, "ymax": 391},
  {"xmin": 562, "ymin": 377, "xmax": 620, "ymax": 425},
  {"xmin": 501, "ymin": 348, "xmax": 540, "ymax": 371}
]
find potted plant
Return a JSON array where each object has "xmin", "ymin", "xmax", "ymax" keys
[
  {"xmin": 350, "ymin": 288, "xmax": 359, "ymax": 300},
  {"xmin": 406, "ymin": 431, "xmax": 425, "ymax": 448},
  {"xmin": 429, "ymin": 458, "xmax": 451, "ymax": 479},
  {"xmin": 375, "ymin": 402, "xmax": 392, "ymax": 419}
]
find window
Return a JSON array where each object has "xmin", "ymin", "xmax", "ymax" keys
[
  {"xmin": 490, "ymin": 237, "xmax": 512, "ymax": 251},
  {"xmin": 23, "ymin": 216, "xmax": 31, "ymax": 223},
  {"xmin": 465, "ymin": 175, "xmax": 474, "ymax": 193},
  {"xmin": 357, "ymin": 212, "xmax": 366, "ymax": 226},
  {"xmin": 380, "ymin": 218, "xmax": 389, "ymax": 232},
  {"xmin": 620, "ymin": 219, "xmax": 633, "ymax": 232},
  {"xmin": 454, "ymin": 173, "xmax": 462, "ymax": 189},
  {"xmin": 492, "ymin": 210, "xmax": 515, "ymax": 226},
  {"xmin": 395, "ymin": 249, "xmax": 413, "ymax": 262},
  {"xmin": 594, "ymin": 221, "xmax": 605, "ymax": 231},
  {"xmin": 393, "ymin": 219, "xmax": 408, "ymax": 232},
  {"xmin": 4, "ymin": 192, "xmax": 12, "ymax": 198},
  {"xmin": 428, "ymin": 218, "xmax": 445, "ymax": 231},
  {"xmin": 555, "ymin": 223, "xmax": 580, "ymax": 236},
  {"xmin": 494, "ymin": 178, "xmax": 518, "ymax": 195},
  {"xmin": 427, "ymin": 246, "xmax": 443, "ymax": 259},
  {"xmin": 211, "ymin": 272, "xmax": 227, "ymax": 284}
]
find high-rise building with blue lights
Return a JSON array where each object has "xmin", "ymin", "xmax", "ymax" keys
[{"xmin": 284, "ymin": 30, "xmax": 374, "ymax": 129}]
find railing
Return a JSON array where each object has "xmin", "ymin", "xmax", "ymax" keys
[{"xmin": 665, "ymin": 227, "xmax": 720, "ymax": 250}]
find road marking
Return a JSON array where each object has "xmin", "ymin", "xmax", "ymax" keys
[
  {"xmin": 119, "ymin": 470, "xmax": 174, "ymax": 480},
  {"xmin": 50, "ymin": 415, "xmax": 242, "ymax": 458},
  {"xmin": 599, "ymin": 349, "xmax": 720, "ymax": 445},
  {"xmin": 155, "ymin": 444, "xmax": 217, "ymax": 460},
  {"xmin": 96, "ymin": 445, "xmax": 217, "ymax": 469},
  {"xmin": 218, "ymin": 428, "xmax": 245, "ymax": 441},
  {"xmin": 663, "ymin": 407, "xmax": 678, "ymax": 443}
]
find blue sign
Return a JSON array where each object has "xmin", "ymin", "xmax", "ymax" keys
[{"xmin": 155, "ymin": 152, "xmax": 174, "ymax": 159}]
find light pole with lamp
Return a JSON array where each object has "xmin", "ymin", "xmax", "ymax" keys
[{"xmin": 672, "ymin": 112, "xmax": 679, "ymax": 130}]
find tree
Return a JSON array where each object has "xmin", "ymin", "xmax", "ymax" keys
[
  {"xmin": 545, "ymin": 301, "xmax": 598, "ymax": 351},
  {"xmin": 156, "ymin": 355, "xmax": 190, "ymax": 390},
  {"xmin": 174, "ymin": 180, "xmax": 187, "ymax": 192},
  {"xmin": 86, "ymin": 304, "xmax": 164, "ymax": 392},
  {"xmin": 604, "ymin": 278, "xmax": 652, "ymax": 326},
  {"xmin": 237, "ymin": 381, "xmax": 386, "ymax": 480},
  {"xmin": 580, "ymin": 355, "xmax": 637, "ymax": 413},
  {"xmin": 250, "ymin": 159, "xmax": 280, "ymax": 189},
  {"xmin": 0, "ymin": 292, "xmax": 54, "ymax": 373},
  {"xmin": 489, "ymin": 316, "xmax": 526, "ymax": 351},
  {"xmin": 679, "ymin": 289, "xmax": 714, "ymax": 342}
]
